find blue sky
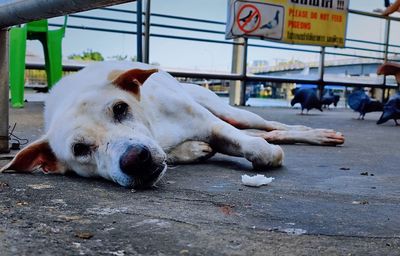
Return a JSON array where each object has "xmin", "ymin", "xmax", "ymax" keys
[{"xmin": 26, "ymin": 0, "xmax": 400, "ymax": 72}]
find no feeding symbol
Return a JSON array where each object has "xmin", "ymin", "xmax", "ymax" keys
[{"xmin": 237, "ymin": 4, "xmax": 261, "ymax": 33}]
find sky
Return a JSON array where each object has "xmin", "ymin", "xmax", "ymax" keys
[{"xmin": 26, "ymin": 0, "xmax": 400, "ymax": 73}]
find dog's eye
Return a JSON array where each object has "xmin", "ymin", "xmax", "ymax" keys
[
  {"xmin": 113, "ymin": 102, "xmax": 129, "ymax": 122},
  {"xmin": 73, "ymin": 143, "xmax": 91, "ymax": 157}
]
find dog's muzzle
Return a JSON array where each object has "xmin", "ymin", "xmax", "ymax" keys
[{"xmin": 119, "ymin": 144, "xmax": 165, "ymax": 188}]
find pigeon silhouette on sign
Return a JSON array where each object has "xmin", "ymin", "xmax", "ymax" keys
[
  {"xmin": 261, "ymin": 10, "xmax": 280, "ymax": 29},
  {"xmin": 239, "ymin": 10, "xmax": 253, "ymax": 23}
]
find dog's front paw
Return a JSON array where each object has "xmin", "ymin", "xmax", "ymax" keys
[
  {"xmin": 167, "ymin": 141, "xmax": 215, "ymax": 164},
  {"xmin": 188, "ymin": 141, "xmax": 215, "ymax": 161}
]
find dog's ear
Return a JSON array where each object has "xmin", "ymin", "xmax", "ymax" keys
[
  {"xmin": 0, "ymin": 138, "xmax": 65, "ymax": 174},
  {"xmin": 110, "ymin": 68, "xmax": 158, "ymax": 100}
]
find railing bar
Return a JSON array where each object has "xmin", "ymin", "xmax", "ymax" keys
[
  {"xmin": 349, "ymin": 8, "xmax": 400, "ymax": 22},
  {"xmin": 150, "ymin": 33, "xmax": 238, "ymax": 45},
  {"xmin": 100, "ymin": 7, "xmax": 226, "ymax": 25},
  {"xmin": 69, "ymin": 14, "xmax": 137, "ymax": 25},
  {"xmin": 324, "ymin": 51, "xmax": 385, "ymax": 61},
  {"xmin": 150, "ymin": 12, "xmax": 226, "ymax": 25},
  {"xmin": 248, "ymin": 43, "xmax": 320, "ymax": 54},
  {"xmin": 342, "ymin": 46, "xmax": 385, "ymax": 54},
  {"xmin": 49, "ymin": 23, "xmax": 239, "ymax": 45},
  {"xmin": 346, "ymin": 38, "xmax": 384, "ymax": 46},
  {"xmin": 69, "ymin": 14, "xmax": 225, "ymax": 35},
  {"xmin": 25, "ymin": 62, "xmax": 392, "ymax": 89},
  {"xmin": 98, "ymin": 7, "xmax": 136, "ymax": 14},
  {"xmin": 150, "ymin": 23, "xmax": 225, "ymax": 35},
  {"xmin": 386, "ymin": 58, "xmax": 400, "ymax": 62},
  {"xmin": 49, "ymin": 23, "xmax": 137, "ymax": 35},
  {"xmin": 347, "ymin": 38, "xmax": 400, "ymax": 50}
]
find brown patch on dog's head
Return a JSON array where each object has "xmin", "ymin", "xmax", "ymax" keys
[
  {"xmin": 0, "ymin": 138, "xmax": 65, "ymax": 174},
  {"xmin": 110, "ymin": 68, "xmax": 158, "ymax": 100}
]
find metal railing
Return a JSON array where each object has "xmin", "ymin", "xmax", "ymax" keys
[
  {"xmin": 41, "ymin": 5, "xmax": 400, "ymax": 89},
  {"xmin": 2, "ymin": 0, "xmax": 400, "ymax": 152}
]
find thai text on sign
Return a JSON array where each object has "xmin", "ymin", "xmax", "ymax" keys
[{"xmin": 226, "ymin": 0, "xmax": 349, "ymax": 47}]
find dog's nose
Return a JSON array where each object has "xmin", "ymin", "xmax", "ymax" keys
[{"xmin": 119, "ymin": 145, "xmax": 152, "ymax": 176}]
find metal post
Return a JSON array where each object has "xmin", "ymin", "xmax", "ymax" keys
[
  {"xmin": 143, "ymin": 0, "xmax": 151, "ymax": 64},
  {"xmin": 0, "ymin": 0, "xmax": 134, "ymax": 28},
  {"xmin": 229, "ymin": 38, "xmax": 247, "ymax": 106},
  {"xmin": 240, "ymin": 38, "xmax": 248, "ymax": 105},
  {"xmin": 317, "ymin": 46, "xmax": 325, "ymax": 99},
  {"xmin": 382, "ymin": 18, "xmax": 391, "ymax": 102},
  {"xmin": 136, "ymin": 0, "xmax": 143, "ymax": 62},
  {"xmin": 0, "ymin": 28, "xmax": 9, "ymax": 153}
]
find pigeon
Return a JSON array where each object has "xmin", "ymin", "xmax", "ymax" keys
[
  {"xmin": 291, "ymin": 88, "xmax": 323, "ymax": 114},
  {"xmin": 321, "ymin": 91, "xmax": 340, "ymax": 109},
  {"xmin": 377, "ymin": 93, "xmax": 400, "ymax": 125},
  {"xmin": 261, "ymin": 10, "xmax": 280, "ymax": 29},
  {"xmin": 348, "ymin": 90, "xmax": 383, "ymax": 120}
]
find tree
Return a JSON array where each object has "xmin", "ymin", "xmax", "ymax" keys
[{"xmin": 68, "ymin": 49, "xmax": 104, "ymax": 61}]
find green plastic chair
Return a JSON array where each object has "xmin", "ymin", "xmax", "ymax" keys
[{"xmin": 9, "ymin": 17, "xmax": 67, "ymax": 108}]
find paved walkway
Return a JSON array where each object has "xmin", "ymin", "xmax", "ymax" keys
[{"xmin": 0, "ymin": 103, "xmax": 399, "ymax": 255}]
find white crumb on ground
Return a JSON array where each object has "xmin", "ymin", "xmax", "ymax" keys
[{"xmin": 241, "ymin": 174, "xmax": 274, "ymax": 187}]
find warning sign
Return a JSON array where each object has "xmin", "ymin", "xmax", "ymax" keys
[
  {"xmin": 226, "ymin": 0, "xmax": 349, "ymax": 47},
  {"xmin": 230, "ymin": 2, "xmax": 284, "ymax": 40},
  {"xmin": 237, "ymin": 4, "xmax": 261, "ymax": 33}
]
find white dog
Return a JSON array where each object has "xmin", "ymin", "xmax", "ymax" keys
[{"xmin": 1, "ymin": 61, "xmax": 344, "ymax": 188}]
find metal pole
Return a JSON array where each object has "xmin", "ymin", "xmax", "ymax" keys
[
  {"xmin": 240, "ymin": 38, "xmax": 248, "ymax": 105},
  {"xmin": 229, "ymin": 38, "xmax": 246, "ymax": 106},
  {"xmin": 317, "ymin": 46, "xmax": 325, "ymax": 99},
  {"xmin": 143, "ymin": 0, "xmax": 151, "ymax": 64},
  {"xmin": 0, "ymin": 28, "xmax": 9, "ymax": 153},
  {"xmin": 0, "ymin": 0, "xmax": 135, "ymax": 29},
  {"xmin": 136, "ymin": 0, "xmax": 143, "ymax": 62},
  {"xmin": 382, "ymin": 18, "xmax": 391, "ymax": 102}
]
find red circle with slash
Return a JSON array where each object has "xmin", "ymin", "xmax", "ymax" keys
[{"xmin": 237, "ymin": 4, "xmax": 261, "ymax": 33}]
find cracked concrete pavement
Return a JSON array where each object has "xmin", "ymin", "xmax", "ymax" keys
[{"xmin": 0, "ymin": 102, "xmax": 399, "ymax": 255}]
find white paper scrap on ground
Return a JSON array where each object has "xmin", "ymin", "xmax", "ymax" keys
[{"xmin": 241, "ymin": 174, "xmax": 274, "ymax": 187}]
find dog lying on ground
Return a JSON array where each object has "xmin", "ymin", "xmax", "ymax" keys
[{"xmin": 0, "ymin": 61, "xmax": 345, "ymax": 188}]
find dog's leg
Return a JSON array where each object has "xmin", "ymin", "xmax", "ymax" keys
[
  {"xmin": 242, "ymin": 129, "xmax": 344, "ymax": 146},
  {"xmin": 166, "ymin": 141, "xmax": 215, "ymax": 164},
  {"xmin": 182, "ymin": 84, "xmax": 344, "ymax": 145},
  {"xmin": 183, "ymin": 83, "xmax": 311, "ymax": 131},
  {"xmin": 210, "ymin": 123, "xmax": 284, "ymax": 169}
]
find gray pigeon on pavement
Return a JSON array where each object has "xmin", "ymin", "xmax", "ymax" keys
[
  {"xmin": 348, "ymin": 90, "xmax": 383, "ymax": 120},
  {"xmin": 377, "ymin": 93, "xmax": 400, "ymax": 125},
  {"xmin": 291, "ymin": 88, "xmax": 322, "ymax": 114}
]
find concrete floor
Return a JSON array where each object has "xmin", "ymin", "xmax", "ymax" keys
[{"xmin": 1, "ymin": 102, "xmax": 400, "ymax": 255}]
